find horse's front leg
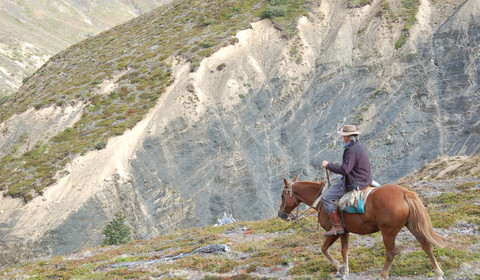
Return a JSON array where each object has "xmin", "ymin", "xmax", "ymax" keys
[
  {"xmin": 321, "ymin": 235, "xmax": 341, "ymax": 270},
  {"xmin": 337, "ymin": 233, "xmax": 350, "ymax": 278}
]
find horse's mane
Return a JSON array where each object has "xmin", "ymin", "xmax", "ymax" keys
[{"xmin": 296, "ymin": 180, "xmax": 323, "ymax": 185}]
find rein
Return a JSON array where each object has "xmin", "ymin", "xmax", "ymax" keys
[
  {"xmin": 281, "ymin": 170, "xmax": 333, "ymax": 231},
  {"xmin": 281, "ymin": 180, "xmax": 325, "ymax": 232},
  {"xmin": 311, "ymin": 169, "xmax": 331, "ymax": 209},
  {"xmin": 325, "ymin": 167, "xmax": 331, "ymax": 188},
  {"xmin": 279, "ymin": 181, "xmax": 314, "ymax": 221}
]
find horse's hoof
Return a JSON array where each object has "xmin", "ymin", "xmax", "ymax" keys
[
  {"xmin": 338, "ymin": 265, "xmax": 349, "ymax": 275},
  {"xmin": 336, "ymin": 266, "xmax": 349, "ymax": 279}
]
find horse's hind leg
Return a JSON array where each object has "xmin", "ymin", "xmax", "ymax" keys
[
  {"xmin": 321, "ymin": 235, "xmax": 341, "ymax": 270},
  {"xmin": 407, "ymin": 226, "xmax": 444, "ymax": 279},
  {"xmin": 379, "ymin": 226, "xmax": 403, "ymax": 279}
]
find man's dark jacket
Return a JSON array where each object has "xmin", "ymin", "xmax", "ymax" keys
[{"xmin": 326, "ymin": 141, "xmax": 372, "ymax": 191}]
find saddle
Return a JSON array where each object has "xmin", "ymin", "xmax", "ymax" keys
[{"xmin": 337, "ymin": 186, "xmax": 376, "ymax": 214}]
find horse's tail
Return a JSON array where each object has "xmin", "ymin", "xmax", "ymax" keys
[{"xmin": 404, "ymin": 191, "xmax": 447, "ymax": 248}]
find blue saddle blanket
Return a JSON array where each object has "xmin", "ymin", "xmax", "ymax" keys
[
  {"xmin": 344, "ymin": 195, "xmax": 365, "ymax": 213},
  {"xmin": 337, "ymin": 184, "xmax": 378, "ymax": 214}
]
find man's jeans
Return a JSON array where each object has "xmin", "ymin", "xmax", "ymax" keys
[{"xmin": 321, "ymin": 180, "xmax": 347, "ymax": 213}]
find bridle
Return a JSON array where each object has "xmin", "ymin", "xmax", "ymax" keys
[
  {"xmin": 279, "ymin": 181, "xmax": 321, "ymax": 221},
  {"xmin": 278, "ymin": 168, "xmax": 331, "ymax": 232},
  {"xmin": 278, "ymin": 181, "xmax": 299, "ymax": 220}
]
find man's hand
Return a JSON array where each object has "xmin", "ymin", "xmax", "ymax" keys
[{"xmin": 322, "ymin": 160, "xmax": 329, "ymax": 168}]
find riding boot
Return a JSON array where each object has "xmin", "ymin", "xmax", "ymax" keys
[{"xmin": 324, "ymin": 211, "xmax": 345, "ymax": 236}]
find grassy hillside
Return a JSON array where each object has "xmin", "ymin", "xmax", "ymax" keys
[
  {"xmin": 0, "ymin": 0, "xmax": 309, "ymax": 199},
  {"xmin": 1, "ymin": 218, "xmax": 477, "ymax": 279},
  {"xmin": 0, "ymin": 0, "xmax": 426, "ymax": 200},
  {"xmin": 1, "ymin": 156, "xmax": 478, "ymax": 279},
  {"xmin": 0, "ymin": 0, "xmax": 170, "ymax": 97}
]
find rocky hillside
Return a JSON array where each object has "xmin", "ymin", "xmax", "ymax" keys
[
  {"xmin": 0, "ymin": 0, "xmax": 171, "ymax": 97},
  {"xmin": 0, "ymin": 0, "xmax": 478, "ymax": 267},
  {"xmin": 1, "ymin": 156, "xmax": 479, "ymax": 279}
]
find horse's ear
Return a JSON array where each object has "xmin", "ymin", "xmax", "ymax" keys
[
  {"xmin": 283, "ymin": 178, "xmax": 289, "ymax": 188},
  {"xmin": 293, "ymin": 176, "xmax": 297, "ymax": 182}
]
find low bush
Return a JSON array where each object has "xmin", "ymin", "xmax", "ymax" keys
[{"xmin": 102, "ymin": 212, "xmax": 132, "ymax": 246}]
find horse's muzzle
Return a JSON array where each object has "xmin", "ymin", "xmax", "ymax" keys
[{"xmin": 277, "ymin": 211, "xmax": 289, "ymax": 220}]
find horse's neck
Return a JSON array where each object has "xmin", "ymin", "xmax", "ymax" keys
[{"xmin": 294, "ymin": 181, "xmax": 323, "ymax": 206}]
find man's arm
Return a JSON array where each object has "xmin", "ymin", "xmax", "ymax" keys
[{"xmin": 325, "ymin": 149, "xmax": 357, "ymax": 175}]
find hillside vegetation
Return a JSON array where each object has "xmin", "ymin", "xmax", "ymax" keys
[
  {"xmin": 0, "ymin": 0, "xmax": 169, "ymax": 97},
  {"xmin": 0, "ymin": 0, "xmax": 429, "ymax": 200},
  {"xmin": 1, "ymin": 156, "xmax": 479, "ymax": 279},
  {"xmin": 0, "ymin": 0, "xmax": 310, "ymax": 199}
]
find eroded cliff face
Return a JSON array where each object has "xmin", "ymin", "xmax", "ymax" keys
[{"xmin": 0, "ymin": 0, "xmax": 478, "ymax": 265}]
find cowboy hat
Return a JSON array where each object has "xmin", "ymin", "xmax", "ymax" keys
[{"xmin": 337, "ymin": 125, "xmax": 361, "ymax": 136}]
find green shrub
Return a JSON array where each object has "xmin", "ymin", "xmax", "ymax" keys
[
  {"xmin": 395, "ymin": 35, "xmax": 407, "ymax": 49},
  {"xmin": 350, "ymin": 0, "xmax": 372, "ymax": 7},
  {"xmin": 270, "ymin": 0, "xmax": 288, "ymax": 5},
  {"xmin": 23, "ymin": 193, "xmax": 33, "ymax": 203},
  {"xmin": 455, "ymin": 182, "xmax": 476, "ymax": 190},
  {"xmin": 102, "ymin": 212, "xmax": 132, "ymax": 246},
  {"xmin": 200, "ymin": 41, "xmax": 214, "ymax": 48},
  {"xmin": 203, "ymin": 18, "xmax": 214, "ymax": 26},
  {"xmin": 95, "ymin": 141, "xmax": 107, "ymax": 150},
  {"xmin": 262, "ymin": 6, "xmax": 287, "ymax": 18}
]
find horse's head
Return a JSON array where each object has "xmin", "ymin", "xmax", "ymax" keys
[{"xmin": 277, "ymin": 177, "xmax": 298, "ymax": 220}]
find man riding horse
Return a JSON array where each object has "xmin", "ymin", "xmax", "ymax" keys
[
  {"xmin": 321, "ymin": 125, "xmax": 372, "ymax": 236},
  {"xmin": 279, "ymin": 126, "xmax": 446, "ymax": 279}
]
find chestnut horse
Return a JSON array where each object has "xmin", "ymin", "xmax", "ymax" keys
[{"xmin": 277, "ymin": 178, "xmax": 446, "ymax": 280}]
